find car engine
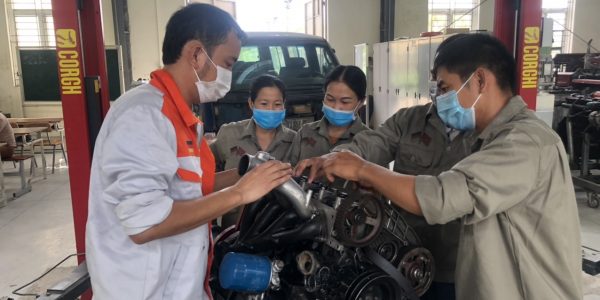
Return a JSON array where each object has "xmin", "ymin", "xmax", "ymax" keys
[{"xmin": 210, "ymin": 152, "xmax": 434, "ymax": 300}]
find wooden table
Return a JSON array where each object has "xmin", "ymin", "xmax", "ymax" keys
[
  {"xmin": 12, "ymin": 127, "xmax": 50, "ymax": 136},
  {"xmin": 9, "ymin": 118, "xmax": 63, "ymax": 133},
  {"xmin": 8, "ymin": 117, "xmax": 63, "ymax": 125}
]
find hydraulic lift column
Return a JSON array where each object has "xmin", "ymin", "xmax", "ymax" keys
[
  {"xmin": 493, "ymin": 0, "xmax": 543, "ymax": 110},
  {"xmin": 51, "ymin": 0, "xmax": 110, "ymax": 294}
]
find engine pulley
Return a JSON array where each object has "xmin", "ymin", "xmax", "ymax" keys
[{"xmin": 334, "ymin": 193, "xmax": 384, "ymax": 247}]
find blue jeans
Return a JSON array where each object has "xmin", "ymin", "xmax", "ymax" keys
[{"xmin": 420, "ymin": 282, "xmax": 456, "ymax": 300}]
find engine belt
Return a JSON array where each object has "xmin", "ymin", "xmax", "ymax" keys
[{"xmin": 365, "ymin": 247, "xmax": 419, "ymax": 300}]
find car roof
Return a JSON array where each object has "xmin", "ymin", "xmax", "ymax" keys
[{"xmin": 244, "ymin": 32, "xmax": 330, "ymax": 44}]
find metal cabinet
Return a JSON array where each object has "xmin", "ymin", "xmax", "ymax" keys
[
  {"xmin": 372, "ymin": 34, "xmax": 453, "ymax": 123},
  {"xmin": 372, "ymin": 42, "xmax": 389, "ymax": 127},
  {"xmin": 389, "ymin": 40, "xmax": 410, "ymax": 114},
  {"xmin": 417, "ymin": 37, "xmax": 432, "ymax": 105},
  {"xmin": 407, "ymin": 39, "xmax": 420, "ymax": 107}
]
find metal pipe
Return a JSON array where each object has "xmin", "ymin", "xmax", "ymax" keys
[
  {"xmin": 238, "ymin": 152, "xmax": 314, "ymax": 219},
  {"xmin": 566, "ymin": 115, "xmax": 575, "ymax": 167}
]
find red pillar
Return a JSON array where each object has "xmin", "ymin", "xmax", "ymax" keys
[
  {"xmin": 493, "ymin": 0, "xmax": 517, "ymax": 54},
  {"xmin": 515, "ymin": 0, "xmax": 543, "ymax": 110},
  {"xmin": 493, "ymin": 0, "xmax": 542, "ymax": 110},
  {"xmin": 51, "ymin": 0, "xmax": 109, "ymax": 265}
]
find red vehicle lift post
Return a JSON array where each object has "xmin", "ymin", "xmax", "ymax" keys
[
  {"xmin": 494, "ymin": 0, "xmax": 543, "ymax": 110},
  {"xmin": 51, "ymin": 0, "xmax": 110, "ymax": 294}
]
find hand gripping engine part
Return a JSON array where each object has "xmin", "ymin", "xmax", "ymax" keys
[{"xmin": 238, "ymin": 151, "xmax": 315, "ymax": 219}]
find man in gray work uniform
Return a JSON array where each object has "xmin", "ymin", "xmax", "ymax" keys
[
  {"xmin": 298, "ymin": 104, "xmax": 475, "ymax": 299},
  {"xmin": 297, "ymin": 33, "xmax": 582, "ymax": 300}
]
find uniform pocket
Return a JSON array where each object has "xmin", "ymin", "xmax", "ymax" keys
[
  {"xmin": 396, "ymin": 142, "xmax": 436, "ymax": 171},
  {"xmin": 162, "ymin": 238, "xmax": 208, "ymax": 299}
]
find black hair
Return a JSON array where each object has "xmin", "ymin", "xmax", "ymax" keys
[
  {"xmin": 249, "ymin": 75, "xmax": 287, "ymax": 102},
  {"xmin": 162, "ymin": 3, "xmax": 246, "ymax": 65},
  {"xmin": 432, "ymin": 33, "xmax": 516, "ymax": 94},
  {"xmin": 324, "ymin": 65, "xmax": 367, "ymax": 100}
]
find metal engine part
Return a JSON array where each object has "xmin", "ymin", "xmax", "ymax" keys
[
  {"xmin": 211, "ymin": 177, "xmax": 435, "ymax": 300},
  {"xmin": 344, "ymin": 270, "xmax": 401, "ymax": 299},
  {"xmin": 238, "ymin": 152, "xmax": 315, "ymax": 219},
  {"xmin": 398, "ymin": 246, "xmax": 435, "ymax": 296},
  {"xmin": 334, "ymin": 193, "xmax": 384, "ymax": 247},
  {"xmin": 296, "ymin": 251, "xmax": 320, "ymax": 276}
]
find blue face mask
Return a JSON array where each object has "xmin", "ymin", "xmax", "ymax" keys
[
  {"xmin": 252, "ymin": 108, "xmax": 286, "ymax": 130},
  {"xmin": 322, "ymin": 103, "xmax": 357, "ymax": 127},
  {"xmin": 435, "ymin": 73, "xmax": 482, "ymax": 131}
]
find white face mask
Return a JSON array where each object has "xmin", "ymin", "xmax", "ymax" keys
[{"xmin": 193, "ymin": 49, "xmax": 232, "ymax": 103}]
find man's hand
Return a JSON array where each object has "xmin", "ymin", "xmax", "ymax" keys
[
  {"xmin": 293, "ymin": 156, "xmax": 326, "ymax": 182},
  {"xmin": 231, "ymin": 160, "xmax": 292, "ymax": 205},
  {"xmin": 128, "ymin": 161, "xmax": 291, "ymax": 245},
  {"xmin": 321, "ymin": 151, "xmax": 368, "ymax": 183}
]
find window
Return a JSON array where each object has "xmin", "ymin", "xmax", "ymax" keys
[
  {"xmin": 238, "ymin": 46, "xmax": 260, "ymax": 63},
  {"xmin": 231, "ymin": 44, "xmax": 336, "ymax": 91},
  {"xmin": 316, "ymin": 46, "xmax": 335, "ymax": 75},
  {"xmin": 9, "ymin": 0, "xmax": 55, "ymax": 48},
  {"xmin": 269, "ymin": 46, "xmax": 286, "ymax": 74},
  {"xmin": 287, "ymin": 46, "xmax": 308, "ymax": 67},
  {"xmin": 542, "ymin": 0, "xmax": 572, "ymax": 56},
  {"xmin": 428, "ymin": 0, "xmax": 476, "ymax": 32}
]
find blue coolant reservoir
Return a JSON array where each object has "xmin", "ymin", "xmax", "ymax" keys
[{"xmin": 219, "ymin": 252, "xmax": 272, "ymax": 293}]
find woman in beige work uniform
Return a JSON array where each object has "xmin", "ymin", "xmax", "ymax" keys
[
  {"xmin": 211, "ymin": 74, "xmax": 296, "ymax": 228},
  {"xmin": 289, "ymin": 65, "xmax": 370, "ymax": 165}
]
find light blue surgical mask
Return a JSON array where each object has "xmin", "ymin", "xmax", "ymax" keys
[
  {"xmin": 435, "ymin": 73, "xmax": 482, "ymax": 131},
  {"xmin": 252, "ymin": 108, "xmax": 286, "ymax": 130},
  {"xmin": 322, "ymin": 103, "xmax": 357, "ymax": 127}
]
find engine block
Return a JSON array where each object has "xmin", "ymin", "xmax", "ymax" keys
[{"xmin": 210, "ymin": 152, "xmax": 434, "ymax": 300}]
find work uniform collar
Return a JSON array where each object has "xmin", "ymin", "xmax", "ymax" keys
[
  {"xmin": 150, "ymin": 69, "xmax": 200, "ymax": 128},
  {"xmin": 408, "ymin": 102, "xmax": 448, "ymax": 138},
  {"xmin": 316, "ymin": 117, "xmax": 364, "ymax": 141},
  {"xmin": 477, "ymin": 95, "xmax": 527, "ymax": 140},
  {"xmin": 243, "ymin": 119, "xmax": 294, "ymax": 151}
]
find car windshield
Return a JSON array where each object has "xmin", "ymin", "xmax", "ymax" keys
[{"xmin": 231, "ymin": 43, "xmax": 337, "ymax": 91}]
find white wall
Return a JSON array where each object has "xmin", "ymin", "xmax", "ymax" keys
[
  {"xmin": 327, "ymin": 0, "xmax": 380, "ymax": 65},
  {"xmin": 569, "ymin": 0, "xmax": 600, "ymax": 53},
  {"xmin": 475, "ymin": 0, "xmax": 495, "ymax": 32},
  {"xmin": 0, "ymin": 0, "xmax": 24, "ymax": 116},
  {"xmin": 102, "ymin": 0, "xmax": 116, "ymax": 46},
  {"xmin": 128, "ymin": 0, "xmax": 188, "ymax": 80},
  {"xmin": 394, "ymin": 0, "xmax": 427, "ymax": 38}
]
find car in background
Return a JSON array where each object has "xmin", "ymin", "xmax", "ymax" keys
[{"xmin": 198, "ymin": 32, "xmax": 340, "ymax": 132}]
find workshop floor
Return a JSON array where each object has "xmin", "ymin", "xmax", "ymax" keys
[{"xmin": 2, "ymin": 159, "xmax": 600, "ymax": 299}]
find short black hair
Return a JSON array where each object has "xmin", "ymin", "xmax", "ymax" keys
[
  {"xmin": 249, "ymin": 75, "xmax": 287, "ymax": 102},
  {"xmin": 432, "ymin": 33, "xmax": 516, "ymax": 94},
  {"xmin": 162, "ymin": 3, "xmax": 246, "ymax": 65},
  {"xmin": 324, "ymin": 65, "xmax": 367, "ymax": 100}
]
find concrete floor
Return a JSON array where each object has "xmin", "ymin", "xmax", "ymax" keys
[
  {"xmin": 0, "ymin": 155, "xmax": 74, "ymax": 299},
  {"xmin": 2, "ymin": 158, "xmax": 600, "ymax": 299}
]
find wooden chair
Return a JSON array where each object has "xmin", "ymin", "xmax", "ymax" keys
[
  {"xmin": 16, "ymin": 122, "xmax": 67, "ymax": 173},
  {"xmin": 2, "ymin": 139, "xmax": 46, "ymax": 199}
]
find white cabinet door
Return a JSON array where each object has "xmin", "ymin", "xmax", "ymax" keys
[
  {"xmin": 417, "ymin": 37, "xmax": 432, "ymax": 105},
  {"xmin": 389, "ymin": 40, "xmax": 409, "ymax": 115},
  {"xmin": 372, "ymin": 42, "xmax": 389, "ymax": 127}
]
